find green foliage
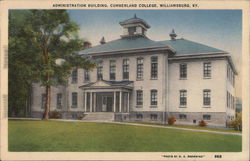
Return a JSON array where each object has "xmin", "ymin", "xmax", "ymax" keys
[
  {"xmin": 9, "ymin": 120, "xmax": 242, "ymax": 152},
  {"xmin": 167, "ymin": 116, "xmax": 176, "ymax": 125},
  {"xmin": 228, "ymin": 113, "xmax": 242, "ymax": 131},
  {"xmin": 8, "ymin": 10, "xmax": 95, "ymax": 117},
  {"xmin": 199, "ymin": 120, "xmax": 207, "ymax": 127}
]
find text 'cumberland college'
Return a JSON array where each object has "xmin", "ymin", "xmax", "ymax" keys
[{"xmin": 52, "ymin": 3, "xmax": 195, "ymax": 8}]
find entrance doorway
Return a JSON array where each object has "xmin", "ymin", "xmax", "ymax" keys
[{"xmin": 102, "ymin": 96, "xmax": 113, "ymax": 112}]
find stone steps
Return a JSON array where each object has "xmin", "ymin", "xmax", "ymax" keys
[{"xmin": 83, "ymin": 112, "xmax": 114, "ymax": 121}]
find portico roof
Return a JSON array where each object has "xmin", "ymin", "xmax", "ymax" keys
[{"xmin": 79, "ymin": 80, "xmax": 134, "ymax": 90}]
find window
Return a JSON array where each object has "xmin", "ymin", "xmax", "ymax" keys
[
  {"xmin": 97, "ymin": 62, "xmax": 103, "ymax": 80},
  {"xmin": 136, "ymin": 58, "xmax": 144, "ymax": 80},
  {"xmin": 84, "ymin": 70, "xmax": 90, "ymax": 82},
  {"xmin": 203, "ymin": 89, "xmax": 211, "ymax": 106},
  {"xmin": 41, "ymin": 94, "xmax": 46, "ymax": 109},
  {"xmin": 151, "ymin": 56, "xmax": 158, "ymax": 79},
  {"xmin": 150, "ymin": 114, "xmax": 158, "ymax": 120},
  {"xmin": 180, "ymin": 90, "xmax": 187, "ymax": 106},
  {"xmin": 57, "ymin": 93, "xmax": 62, "ymax": 109},
  {"xmin": 136, "ymin": 90, "xmax": 143, "ymax": 106},
  {"xmin": 203, "ymin": 62, "xmax": 211, "ymax": 78},
  {"xmin": 109, "ymin": 60, "xmax": 116, "ymax": 80},
  {"xmin": 180, "ymin": 64, "xmax": 187, "ymax": 78},
  {"xmin": 71, "ymin": 69, "xmax": 78, "ymax": 83},
  {"xmin": 136, "ymin": 114, "xmax": 143, "ymax": 120},
  {"xmin": 179, "ymin": 114, "xmax": 187, "ymax": 120},
  {"xmin": 227, "ymin": 91, "xmax": 229, "ymax": 108},
  {"xmin": 128, "ymin": 27, "xmax": 136, "ymax": 35},
  {"xmin": 123, "ymin": 59, "xmax": 129, "ymax": 80},
  {"xmin": 150, "ymin": 90, "xmax": 158, "ymax": 106},
  {"xmin": 203, "ymin": 115, "xmax": 211, "ymax": 120},
  {"xmin": 72, "ymin": 92, "xmax": 78, "ymax": 108}
]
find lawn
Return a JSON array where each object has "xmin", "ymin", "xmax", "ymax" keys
[{"xmin": 8, "ymin": 120, "xmax": 242, "ymax": 152}]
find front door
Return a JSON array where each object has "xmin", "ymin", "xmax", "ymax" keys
[
  {"xmin": 102, "ymin": 96, "xmax": 113, "ymax": 112},
  {"xmin": 106, "ymin": 97, "xmax": 113, "ymax": 112}
]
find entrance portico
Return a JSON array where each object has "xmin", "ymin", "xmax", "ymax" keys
[{"xmin": 80, "ymin": 80, "xmax": 133, "ymax": 113}]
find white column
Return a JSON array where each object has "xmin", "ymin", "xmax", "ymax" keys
[
  {"xmin": 90, "ymin": 92, "xmax": 93, "ymax": 112},
  {"xmin": 84, "ymin": 92, "xmax": 87, "ymax": 112},
  {"xmin": 113, "ymin": 92, "xmax": 116, "ymax": 112},
  {"xmin": 93, "ymin": 92, "xmax": 96, "ymax": 112},
  {"xmin": 119, "ymin": 91, "xmax": 122, "ymax": 113},
  {"xmin": 127, "ymin": 92, "xmax": 130, "ymax": 113}
]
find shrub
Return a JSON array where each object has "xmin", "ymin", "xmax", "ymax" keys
[
  {"xmin": 228, "ymin": 112, "xmax": 242, "ymax": 131},
  {"xmin": 199, "ymin": 120, "xmax": 207, "ymax": 127},
  {"xmin": 168, "ymin": 116, "xmax": 176, "ymax": 125},
  {"xmin": 49, "ymin": 110, "xmax": 62, "ymax": 119},
  {"xmin": 77, "ymin": 116, "xmax": 83, "ymax": 120}
]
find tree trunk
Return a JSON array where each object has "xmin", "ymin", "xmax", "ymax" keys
[{"xmin": 43, "ymin": 85, "xmax": 51, "ymax": 120}]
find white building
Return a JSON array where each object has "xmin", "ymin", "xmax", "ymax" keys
[{"xmin": 31, "ymin": 15, "xmax": 237, "ymax": 127}]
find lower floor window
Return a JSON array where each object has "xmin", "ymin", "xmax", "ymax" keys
[
  {"xmin": 203, "ymin": 114, "xmax": 211, "ymax": 120},
  {"xmin": 72, "ymin": 92, "xmax": 78, "ymax": 108},
  {"xmin": 150, "ymin": 114, "xmax": 158, "ymax": 120},
  {"xmin": 136, "ymin": 114, "xmax": 143, "ymax": 120},
  {"xmin": 179, "ymin": 114, "xmax": 187, "ymax": 120}
]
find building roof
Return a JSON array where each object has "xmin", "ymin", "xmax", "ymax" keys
[
  {"xmin": 158, "ymin": 38, "xmax": 225, "ymax": 55},
  {"xmin": 79, "ymin": 36, "xmax": 167, "ymax": 55}
]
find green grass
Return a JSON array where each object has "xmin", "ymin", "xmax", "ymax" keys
[
  {"xmin": 124, "ymin": 121, "xmax": 242, "ymax": 133},
  {"xmin": 8, "ymin": 120, "xmax": 242, "ymax": 152}
]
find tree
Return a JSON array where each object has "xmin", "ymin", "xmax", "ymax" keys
[{"xmin": 8, "ymin": 10, "xmax": 95, "ymax": 119}]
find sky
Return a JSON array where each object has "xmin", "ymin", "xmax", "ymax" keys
[{"xmin": 67, "ymin": 10, "xmax": 242, "ymax": 96}]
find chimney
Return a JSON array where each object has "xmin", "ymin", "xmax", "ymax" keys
[
  {"xmin": 83, "ymin": 41, "xmax": 92, "ymax": 49},
  {"xmin": 100, "ymin": 36, "xmax": 106, "ymax": 45},
  {"xmin": 169, "ymin": 29, "xmax": 177, "ymax": 40}
]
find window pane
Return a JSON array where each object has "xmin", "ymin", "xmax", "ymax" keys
[
  {"xmin": 41, "ymin": 94, "xmax": 46, "ymax": 109},
  {"xmin": 137, "ymin": 58, "xmax": 143, "ymax": 79},
  {"xmin": 97, "ymin": 62, "xmax": 103, "ymax": 80},
  {"xmin": 203, "ymin": 90, "xmax": 211, "ymax": 106},
  {"xmin": 72, "ymin": 92, "xmax": 78, "ymax": 107},
  {"xmin": 57, "ymin": 93, "xmax": 62, "ymax": 109},
  {"xmin": 180, "ymin": 90, "xmax": 187, "ymax": 106},
  {"xmin": 84, "ymin": 70, "xmax": 90, "ymax": 81},
  {"xmin": 150, "ymin": 90, "xmax": 157, "ymax": 105},
  {"xmin": 180, "ymin": 64, "xmax": 187, "ymax": 78},
  {"xmin": 71, "ymin": 69, "xmax": 78, "ymax": 83},
  {"xmin": 151, "ymin": 56, "xmax": 158, "ymax": 79},
  {"xmin": 110, "ymin": 60, "xmax": 116, "ymax": 80},
  {"xmin": 123, "ymin": 59, "xmax": 129, "ymax": 79},
  {"xmin": 203, "ymin": 62, "xmax": 211, "ymax": 77},
  {"xmin": 136, "ymin": 90, "xmax": 143, "ymax": 105}
]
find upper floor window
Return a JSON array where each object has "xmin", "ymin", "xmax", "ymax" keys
[
  {"xmin": 97, "ymin": 61, "xmax": 103, "ymax": 80},
  {"xmin": 57, "ymin": 93, "xmax": 62, "ymax": 109},
  {"xmin": 203, "ymin": 62, "xmax": 211, "ymax": 78},
  {"xmin": 136, "ymin": 90, "xmax": 143, "ymax": 106},
  {"xmin": 72, "ymin": 92, "xmax": 78, "ymax": 108},
  {"xmin": 123, "ymin": 59, "xmax": 129, "ymax": 80},
  {"xmin": 84, "ymin": 70, "xmax": 90, "ymax": 82},
  {"xmin": 150, "ymin": 89, "xmax": 158, "ymax": 106},
  {"xmin": 180, "ymin": 90, "xmax": 187, "ymax": 107},
  {"xmin": 151, "ymin": 56, "xmax": 158, "ymax": 79},
  {"xmin": 41, "ymin": 93, "xmax": 46, "ymax": 109},
  {"xmin": 71, "ymin": 69, "xmax": 78, "ymax": 83},
  {"xmin": 180, "ymin": 64, "xmax": 187, "ymax": 79},
  {"xmin": 203, "ymin": 89, "xmax": 211, "ymax": 106},
  {"xmin": 136, "ymin": 58, "xmax": 144, "ymax": 80},
  {"xmin": 109, "ymin": 60, "xmax": 116, "ymax": 80}
]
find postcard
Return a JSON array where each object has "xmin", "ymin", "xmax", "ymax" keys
[{"xmin": 0, "ymin": 0, "xmax": 249, "ymax": 160}]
